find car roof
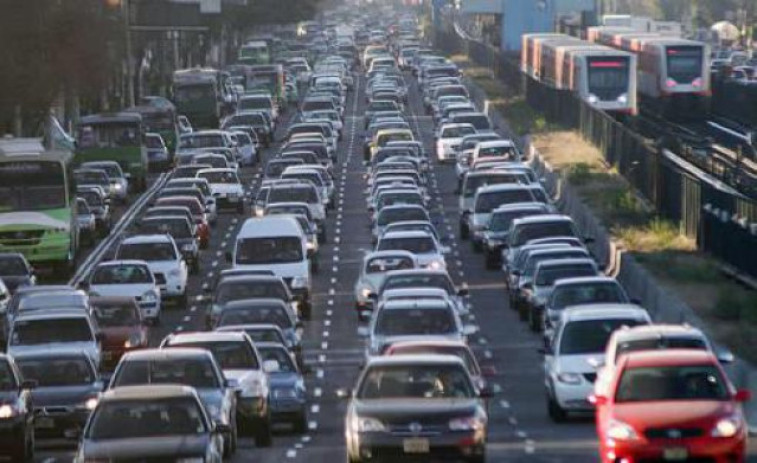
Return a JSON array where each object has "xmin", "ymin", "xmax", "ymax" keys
[
  {"xmin": 11, "ymin": 349, "xmax": 92, "ymax": 360},
  {"xmin": 102, "ymin": 384, "xmax": 199, "ymax": 401},
  {"xmin": 612, "ymin": 324, "xmax": 707, "ymax": 343},
  {"xmin": 512, "ymin": 214, "xmax": 572, "ymax": 225},
  {"xmin": 237, "ymin": 216, "xmax": 302, "ymax": 237},
  {"xmin": 491, "ymin": 202, "xmax": 548, "ymax": 213},
  {"xmin": 364, "ymin": 250, "xmax": 416, "ymax": 260},
  {"xmin": 122, "ymin": 347, "xmax": 211, "ymax": 361},
  {"xmin": 477, "ymin": 139, "xmax": 516, "ymax": 148},
  {"xmin": 165, "ymin": 331, "xmax": 248, "ymax": 344},
  {"xmin": 15, "ymin": 309, "xmax": 91, "ymax": 322},
  {"xmin": 388, "ymin": 339, "xmax": 469, "ymax": 350},
  {"xmin": 561, "ymin": 304, "xmax": 648, "ymax": 322},
  {"xmin": 476, "ymin": 183, "xmax": 532, "ymax": 194},
  {"xmin": 552, "ymin": 276, "xmax": 619, "ymax": 287},
  {"xmin": 223, "ymin": 298, "xmax": 288, "ymax": 309},
  {"xmin": 380, "ymin": 230, "xmax": 434, "ymax": 240},
  {"xmin": 120, "ymin": 234, "xmax": 174, "ymax": 245},
  {"xmin": 621, "ymin": 349, "xmax": 718, "ymax": 368},
  {"xmin": 365, "ymin": 354, "xmax": 465, "ymax": 368},
  {"xmin": 534, "ymin": 257, "xmax": 596, "ymax": 269},
  {"xmin": 385, "ymin": 268, "xmax": 449, "ymax": 277},
  {"xmin": 95, "ymin": 259, "xmax": 151, "ymax": 268}
]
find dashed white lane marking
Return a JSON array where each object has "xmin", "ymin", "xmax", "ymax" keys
[
  {"xmin": 195, "ymin": 295, "xmax": 203, "ymax": 302},
  {"xmin": 322, "ymin": 331, "xmax": 330, "ymax": 338},
  {"xmin": 332, "ymin": 266, "xmax": 338, "ymax": 273},
  {"xmin": 308, "ymin": 421, "xmax": 318, "ymax": 431},
  {"xmin": 220, "ymin": 241, "xmax": 226, "ymax": 248},
  {"xmin": 330, "ymin": 277, "xmax": 337, "ymax": 284},
  {"xmin": 324, "ymin": 319, "xmax": 331, "ymax": 326},
  {"xmin": 326, "ymin": 309, "xmax": 333, "ymax": 316},
  {"xmin": 484, "ymin": 350, "xmax": 492, "ymax": 359},
  {"xmin": 316, "ymin": 369, "xmax": 324, "ymax": 378},
  {"xmin": 327, "ymin": 299, "xmax": 334, "ymax": 306},
  {"xmin": 499, "ymin": 400, "xmax": 511, "ymax": 409},
  {"xmin": 314, "ymin": 387, "xmax": 322, "ymax": 398},
  {"xmin": 286, "ymin": 449, "xmax": 297, "ymax": 458},
  {"xmin": 321, "ymin": 341, "xmax": 328, "ymax": 350},
  {"xmin": 516, "ymin": 430, "xmax": 528, "ymax": 438},
  {"xmin": 525, "ymin": 440, "xmax": 536, "ymax": 454},
  {"xmin": 328, "ymin": 288, "xmax": 335, "ymax": 295},
  {"xmin": 508, "ymin": 416, "xmax": 518, "ymax": 425},
  {"xmin": 182, "ymin": 315, "xmax": 190, "ymax": 322},
  {"xmin": 211, "ymin": 260, "xmax": 218, "ymax": 268},
  {"xmin": 311, "ymin": 404, "xmax": 320, "ymax": 414},
  {"xmin": 318, "ymin": 354, "xmax": 326, "ymax": 363},
  {"xmin": 295, "ymin": 442, "xmax": 304, "ymax": 449},
  {"xmin": 302, "ymin": 435, "xmax": 311, "ymax": 443}
]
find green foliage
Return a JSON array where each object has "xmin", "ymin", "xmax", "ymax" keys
[{"xmin": 714, "ymin": 288, "xmax": 757, "ymax": 323}]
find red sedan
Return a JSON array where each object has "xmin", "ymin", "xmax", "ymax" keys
[
  {"xmin": 91, "ymin": 296, "xmax": 148, "ymax": 371},
  {"xmin": 593, "ymin": 349, "xmax": 750, "ymax": 463},
  {"xmin": 156, "ymin": 196, "xmax": 210, "ymax": 248}
]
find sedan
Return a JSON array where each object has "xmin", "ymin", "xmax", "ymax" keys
[
  {"xmin": 593, "ymin": 350, "xmax": 749, "ymax": 463},
  {"xmin": 76, "ymin": 384, "xmax": 226, "ymax": 462},
  {"xmin": 90, "ymin": 296, "xmax": 148, "ymax": 371},
  {"xmin": 0, "ymin": 252, "xmax": 35, "ymax": 294},
  {"xmin": 353, "ymin": 251, "xmax": 418, "ymax": 319},
  {"xmin": 256, "ymin": 342, "xmax": 308, "ymax": 433},
  {"xmin": 344, "ymin": 355, "xmax": 489, "ymax": 463},
  {"xmin": 375, "ymin": 230, "xmax": 448, "ymax": 270},
  {"xmin": 85, "ymin": 260, "xmax": 162, "ymax": 324},
  {"xmin": 0, "ymin": 354, "xmax": 35, "ymax": 461}
]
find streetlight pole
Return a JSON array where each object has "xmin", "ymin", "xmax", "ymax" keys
[{"xmin": 123, "ymin": 0, "xmax": 135, "ymax": 107}]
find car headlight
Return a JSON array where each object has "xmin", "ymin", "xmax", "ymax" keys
[
  {"xmin": 141, "ymin": 291, "xmax": 158, "ymax": 303},
  {"xmin": 712, "ymin": 416, "xmax": 741, "ymax": 438},
  {"xmin": 113, "ymin": 183, "xmax": 123, "ymax": 191},
  {"xmin": 587, "ymin": 94, "xmax": 599, "ymax": 104},
  {"xmin": 427, "ymin": 259, "xmax": 445, "ymax": 270},
  {"xmin": 0, "ymin": 404, "xmax": 17, "ymax": 419},
  {"xmin": 291, "ymin": 276, "xmax": 308, "ymax": 289},
  {"xmin": 556, "ymin": 372, "xmax": 582, "ymax": 385},
  {"xmin": 606, "ymin": 419, "xmax": 639, "ymax": 441},
  {"xmin": 182, "ymin": 243, "xmax": 195, "ymax": 252},
  {"xmin": 449, "ymin": 415, "xmax": 485, "ymax": 431},
  {"xmin": 306, "ymin": 241, "xmax": 316, "ymax": 250},
  {"xmin": 81, "ymin": 397, "xmax": 99, "ymax": 411},
  {"xmin": 617, "ymin": 93, "xmax": 628, "ymax": 104},
  {"xmin": 354, "ymin": 416, "xmax": 385, "ymax": 432},
  {"xmin": 124, "ymin": 333, "xmax": 143, "ymax": 349}
]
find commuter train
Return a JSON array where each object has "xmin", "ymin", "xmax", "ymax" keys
[
  {"xmin": 588, "ymin": 26, "xmax": 711, "ymax": 118},
  {"xmin": 521, "ymin": 33, "xmax": 638, "ymax": 115}
]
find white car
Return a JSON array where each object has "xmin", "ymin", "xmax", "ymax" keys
[
  {"xmin": 80, "ymin": 160, "xmax": 129, "ymax": 201},
  {"xmin": 115, "ymin": 235, "xmax": 189, "ymax": 307},
  {"xmin": 353, "ymin": 251, "xmax": 418, "ymax": 318},
  {"xmin": 196, "ymin": 168, "xmax": 245, "ymax": 214},
  {"xmin": 543, "ymin": 305, "xmax": 651, "ymax": 422},
  {"xmin": 230, "ymin": 131, "xmax": 258, "ymax": 166},
  {"xmin": 434, "ymin": 123, "xmax": 476, "ymax": 163},
  {"xmin": 86, "ymin": 260, "xmax": 162, "ymax": 323},
  {"xmin": 375, "ymin": 230, "xmax": 449, "ymax": 270},
  {"xmin": 7, "ymin": 310, "xmax": 102, "ymax": 370}
]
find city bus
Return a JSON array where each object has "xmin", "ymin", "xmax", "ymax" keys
[
  {"xmin": 0, "ymin": 138, "xmax": 78, "ymax": 276},
  {"xmin": 238, "ymin": 40, "xmax": 271, "ymax": 65},
  {"xmin": 76, "ymin": 112, "xmax": 149, "ymax": 191},
  {"xmin": 127, "ymin": 104, "xmax": 180, "ymax": 159},
  {"xmin": 249, "ymin": 64, "xmax": 286, "ymax": 105}
]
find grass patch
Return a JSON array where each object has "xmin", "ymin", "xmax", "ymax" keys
[{"xmin": 615, "ymin": 218, "xmax": 693, "ymax": 254}]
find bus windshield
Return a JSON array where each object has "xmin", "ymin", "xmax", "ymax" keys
[
  {"xmin": 77, "ymin": 123, "xmax": 140, "ymax": 149},
  {"xmin": 173, "ymin": 84, "xmax": 215, "ymax": 105},
  {"xmin": 0, "ymin": 161, "xmax": 67, "ymax": 211}
]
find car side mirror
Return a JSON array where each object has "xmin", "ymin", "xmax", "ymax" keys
[
  {"xmin": 457, "ymin": 285, "xmax": 469, "ymax": 297},
  {"xmin": 124, "ymin": 172, "xmax": 132, "ymax": 180},
  {"xmin": 225, "ymin": 251, "xmax": 232, "ymax": 263},
  {"xmin": 78, "ymin": 281, "xmax": 90, "ymax": 291},
  {"xmin": 717, "ymin": 350, "xmax": 735, "ymax": 364},
  {"xmin": 462, "ymin": 325, "xmax": 478, "ymax": 336},
  {"xmin": 20, "ymin": 380, "xmax": 37, "ymax": 390},
  {"xmin": 735, "ymin": 389, "xmax": 751, "ymax": 402},
  {"xmin": 478, "ymin": 384, "xmax": 494, "ymax": 398},
  {"xmin": 588, "ymin": 394, "xmax": 607, "ymax": 406}
]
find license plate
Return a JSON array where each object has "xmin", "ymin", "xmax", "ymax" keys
[
  {"xmin": 36, "ymin": 417, "xmax": 55, "ymax": 429},
  {"xmin": 403, "ymin": 438, "xmax": 430, "ymax": 454},
  {"xmin": 663, "ymin": 448, "xmax": 688, "ymax": 460}
]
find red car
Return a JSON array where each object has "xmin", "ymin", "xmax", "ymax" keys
[
  {"xmin": 593, "ymin": 349, "xmax": 750, "ymax": 463},
  {"xmin": 155, "ymin": 196, "xmax": 210, "ymax": 248},
  {"xmin": 91, "ymin": 296, "xmax": 148, "ymax": 371}
]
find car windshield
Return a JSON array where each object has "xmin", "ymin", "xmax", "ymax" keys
[
  {"xmin": 85, "ymin": 164, "xmax": 121, "ymax": 178},
  {"xmin": 441, "ymin": 126, "xmax": 475, "ymax": 138},
  {"xmin": 383, "ymin": 274, "xmax": 453, "ymax": 293},
  {"xmin": 268, "ymin": 187, "xmax": 318, "ymax": 204},
  {"xmin": 236, "ymin": 237, "xmax": 303, "ymax": 264},
  {"xmin": 377, "ymin": 208, "xmax": 428, "ymax": 226},
  {"xmin": 489, "ymin": 209, "xmax": 542, "ymax": 232},
  {"xmin": 391, "ymin": 346, "xmax": 478, "ymax": 375},
  {"xmin": 114, "ymin": 358, "xmax": 220, "ymax": 389},
  {"xmin": 463, "ymin": 175, "xmax": 522, "ymax": 197},
  {"xmin": 139, "ymin": 219, "xmax": 193, "ymax": 239},
  {"xmin": 615, "ymin": 338, "xmax": 708, "ymax": 361},
  {"xmin": 217, "ymin": 306, "xmax": 292, "ymax": 329},
  {"xmin": 199, "ymin": 170, "xmax": 239, "ymax": 184},
  {"xmin": 257, "ymin": 346, "xmax": 297, "ymax": 373},
  {"xmin": 512, "ymin": 222, "xmax": 576, "ymax": 246},
  {"xmin": 11, "ymin": 318, "xmax": 93, "ymax": 345},
  {"xmin": 478, "ymin": 145, "xmax": 517, "ymax": 159},
  {"xmin": 454, "ymin": 115, "xmax": 490, "ymax": 131},
  {"xmin": 0, "ymin": 361, "xmax": 16, "ymax": 390},
  {"xmin": 283, "ymin": 172, "xmax": 323, "ymax": 187},
  {"xmin": 475, "ymin": 190, "xmax": 534, "ymax": 213},
  {"xmin": 551, "ymin": 283, "xmax": 626, "ymax": 310},
  {"xmin": 615, "ymin": 365, "xmax": 729, "ymax": 402},
  {"xmin": 87, "ymin": 397, "xmax": 208, "ymax": 439},
  {"xmin": 92, "ymin": 264, "xmax": 153, "ymax": 284},
  {"xmin": 180, "ymin": 134, "xmax": 224, "ymax": 149},
  {"xmin": 216, "ymin": 280, "xmax": 288, "ymax": 305},
  {"xmin": 145, "ymin": 135, "xmax": 164, "ymax": 149},
  {"xmin": 559, "ymin": 319, "xmax": 645, "ymax": 355},
  {"xmin": 118, "ymin": 242, "xmax": 177, "ymax": 261},
  {"xmin": 94, "ymin": 302, "xmax": 140, "ymax": 327},
  {"xmin": 17, "ymin": 356, "xmax": 94, "ymax": 387},
  {"xmin": 19, "ymin": 292, "xmax": 86, "ymax": 311},
  {"xmin": 523, "ymin": 251, "xmax": 587, "ymax": 277},
  {"xmin": 378, "ymin": 236, "xmax": 436, "ymax": 254},
  {"xmin": 167, "ymin": 341, "xmax": 258, "ymax": 370},
  {"xmin": 375, "ymin": 308, "xmax": 456, "ymax": 335},
  {"xmin": 243, "ymin": 328, "xmax": 285, "ymax": 344},
  {"xmin": 535, "ymin": 264, "xmax": 596, "ymax": 286},
  {"xmin": 366, "ymin": 256, "xmax": 415, "ymax": 274},
  {"xmin": 75, "ymin": 170, "xmax": 109, "ymax": 185},
  {"xmin": 358, "ymin": 364, "xmax": 473, "ymax": 399},
  {"xmin": 0, "ymin": 256, "xmax": 26, "ymax": 275}
]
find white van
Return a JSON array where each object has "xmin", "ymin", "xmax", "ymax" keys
[{"xmin": 228, "ymin": 217, "xmax": 312, "ymax": 314}]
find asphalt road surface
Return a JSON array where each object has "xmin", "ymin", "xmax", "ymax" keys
[{"xmin": 34, "ymin": 70, "xmax": 757, "ymax": 463}]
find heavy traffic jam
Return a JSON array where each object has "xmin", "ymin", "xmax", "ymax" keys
[{"xmin": 0, "ymin": 2, "xmax": 752, "ymax": 463}]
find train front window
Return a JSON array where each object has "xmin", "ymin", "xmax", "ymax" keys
[
  {"xmin": 587, "ymin": 57, "xmax": 629, "ymax": 99},
  {"xmin": 666, "ymin": 46, "xmax": 703, "ymax": 84}
]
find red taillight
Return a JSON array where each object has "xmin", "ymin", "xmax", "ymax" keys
[{"xmin": 665, "ymin": 78, "xmax": 677, "ymax": 88}]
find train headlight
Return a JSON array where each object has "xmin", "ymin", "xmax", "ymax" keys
[
  {"xmin": 587, "ymin": 94, "xmax": 599, "ymax": 104},
  {"xmin": 616, "ymin": 94, "xmax": 628, "ymax": 104}
]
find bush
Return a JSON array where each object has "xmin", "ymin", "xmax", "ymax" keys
[{"xmin": 714, "ymin": 289, "xmax": 743, "ymax": 321}]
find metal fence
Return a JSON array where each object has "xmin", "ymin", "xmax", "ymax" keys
[{"xmin": 433, "ymin": 22, "xmax": 757, "ymax": 279}]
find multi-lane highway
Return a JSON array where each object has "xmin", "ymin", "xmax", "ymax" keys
[{"xmin": 33, "ymin": 55, "xmax": 757, "ymax": 463}]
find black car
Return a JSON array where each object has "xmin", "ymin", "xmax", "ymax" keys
[
  {"xmin": 0, "ymin": 252, "xmax": 35, "ymax": 294},
  {"xmin": 14, "ymin": 350, "xmax": 101, "ymax": 441},
  {"xmin": 344, "ymin": 355, "xmax": 489, "ymax": 463},
  {"xmin": 136, "ymin": 216, "xmax": 200, "ymax": 274},
  {"xmin": 0, "ymin": 353, "xmax": 35, "ymax": 461},
  {"xmin": 76, "ymin": 384, "xmax": 226, "ymax": 462}
]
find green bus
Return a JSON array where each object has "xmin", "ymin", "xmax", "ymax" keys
[
  {"xmin": 0, "ymin": 138, "xmax": 78, "ymax": 276},
  {"xmin": 76, "ymin": 112, "xmax": 149, "ymax": 191},
  {"xmin": 172, "ymin": 68, "xmax": 234, "ymax": 129},
  {"xmin": 127, "ymin": 104, "xmax": 180, "ymax": 158},
  {"xmin": 249, "ymin": 64, "xmax": 286, "ymax": 105},
  {"xmin": 238, "ymin": 40, "xmax": 271, "ymax": 65}
]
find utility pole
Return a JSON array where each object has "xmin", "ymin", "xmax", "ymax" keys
[{"xmin": 123, "ymin": 0, "xmax": 135, "ymax": 107}]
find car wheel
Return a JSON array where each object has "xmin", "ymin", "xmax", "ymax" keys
[
  {"xmin": 518, "ymin": 302, "xmax": 528, "ymax": 321},
  {"xmin": 179, "ymin": 292, "xmax": 189, "ymax": 309},
  {"xmin": 255, "ymin": 418, "xmax": 273, "ymax": 447},
  {"xmin": 12, "ymin": 426, "xmax": 32, "ymax": 462},
  {"xmin": 300, "ymin": 301, "xmax": 312, "ymax": 321},
  {"xmin": 547, "ymin": 394, "xmax": 567, "ymax": 423},
  {"xmin": 293, "ymin": 412, "xmax": 308, "ymax": 434},
  {"xmin": 467, "ymin": 455, "xmax": 485, "ymax": 463},
  {"xmin": 484, "ymin": 252, "xmax": 498, "ymax": 270},
  {"xmin": 311, "ymin": 258, "xmax": 320, "ymax": 274},
  {"xmin": 529, "ymin": 310, "xmax": 542, "ymax": 333},
  {"xmin": 191, "ymin": 259, "xmax": 200, "ymax": 275}
]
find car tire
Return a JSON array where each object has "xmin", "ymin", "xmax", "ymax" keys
[
  {"xmin": 547, "ymin": 394, "xmax": 567, "ymax": 423},
  {"xmin": 179, "ymin": 292, "xmax": 189, "ymax": 309},
  {"xmin": 293, "ymin": 412, "xmax": 308, "ymax": 434},
  {"xmin": 518, "ymin": 302, "xmax": 528, "ymax": 321},
  {"xmin": 191, "ymin": 259, "xmax": 200, "ymax": 275},
  {"xmin": 311, "ymin": 258, "xmax": 320, "ymax": 274},
  {"xmin": 467, "ymin": 455, "xmax": 485, "ymax": 463},
  {"xmin": 484, "ymin": 252, "xmax": 498, "ymax": 270},
  {"xmin": 255, "ymin": 419, "xmax": 273, "ymax": 447},
  {"xmin": 459, "ymin": 223, "xmax": 469, "ymax": 240},
  {"xmin": 11, "ymin": 426, "xmax": 33, "ymax": 462},
  {"xmin": 529, "ymin": 310, "xmax": 542, "ymax": 333},
  {"xmin": 301, "ymin": 301, "xmax": 312, "ymax": 321},
  {"xmin": 224, "ymin": 422, "xmax": 238, "ymax": 458}
]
